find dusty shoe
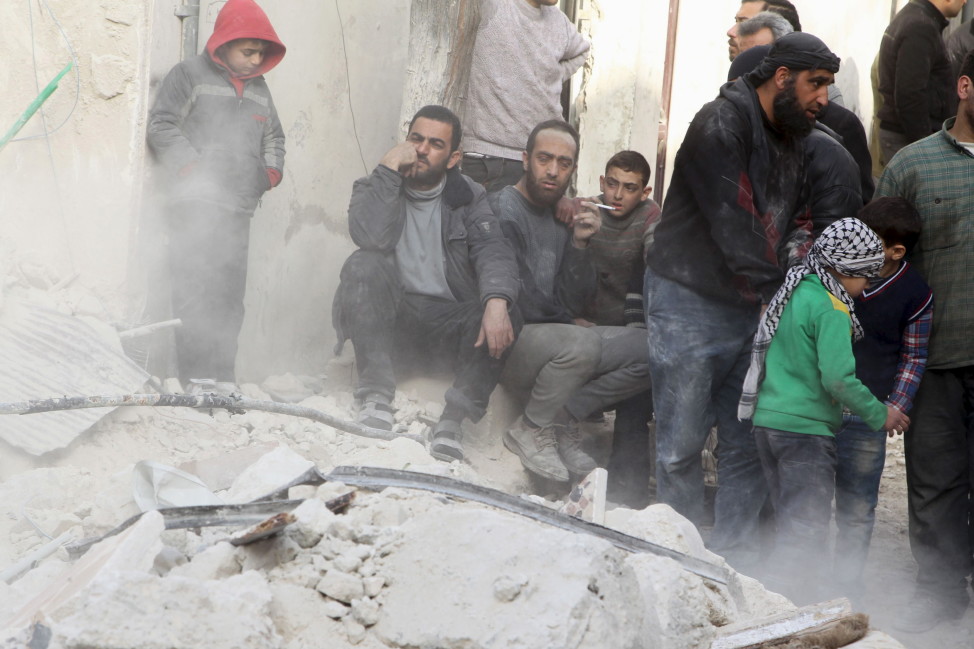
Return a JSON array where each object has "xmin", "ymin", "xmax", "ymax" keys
[
  {"xmin": 503, "ymin": 418, "xmax": 569, "ymax": 482},
  {"xmin": 429, "ymin": 419, "xmax": 464, "ymax": 462},
  {"xmin": 357, "ymin": 392, "xmax": 395, "ymax": 431},
  {"xmin": 553, "ymin": 418, "xmax": 597, "ymax": 476}
]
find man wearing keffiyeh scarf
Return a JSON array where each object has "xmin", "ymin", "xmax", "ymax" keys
[{"xmin": 737, "ymin": 217, "xmax": 910, "ymax": 603}]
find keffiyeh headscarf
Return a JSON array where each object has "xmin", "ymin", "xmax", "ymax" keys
[{"xmin": 738, "ymin": 218, "xmax": 885, "ymax": 420}]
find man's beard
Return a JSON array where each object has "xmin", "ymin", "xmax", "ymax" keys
[
  {"xmin": 524, "ymin": 166, "xmax": 569, "ymax": 207},
  {"xmin": 772, "ymin": 79, "xmax": 814, "ymax": 139},
  {"xmin": 406, "ymin": 156, "xmax": 448, "ymax": 190}
]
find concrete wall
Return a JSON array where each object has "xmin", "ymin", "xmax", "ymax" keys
[
  {"xmin": 216, "ymin": 0, "xmax": 412, "ymax": 380},
  {"xmin": 0, "ymin": 0, "xmax": 152, "ymax": 321}
]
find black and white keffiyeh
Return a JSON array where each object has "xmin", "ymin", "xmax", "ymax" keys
[{"xmin": 738, "ymin": 217, "xmax": 885, "ymax": 420}]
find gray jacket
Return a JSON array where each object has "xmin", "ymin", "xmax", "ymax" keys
[
  {"xmin": 147, "ymin": 53, "xmax": 285, "ymax": 212},
  {"xmin": 348, "ymin": 165, "xmax": 518, "ymax": 306}
]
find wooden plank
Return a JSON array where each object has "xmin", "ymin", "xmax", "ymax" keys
[{"xmin": 711, "ymin": 598, "xmax": 853, "ymax": 649}]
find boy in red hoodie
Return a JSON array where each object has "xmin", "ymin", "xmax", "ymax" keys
[{"xmin": 147, "ymin": 0, "xmax": 285, "ymax": 390}]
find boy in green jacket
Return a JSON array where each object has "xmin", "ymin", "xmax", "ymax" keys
[{"xmin": 737, "ymin": 217, "xmax": 911, "ymax": 603}]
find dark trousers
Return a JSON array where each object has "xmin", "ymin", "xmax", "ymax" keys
[
  {"xmin": 335, "ymin": 250, "xmax": 521, "ymax": 422},
  {"xmin": 460, "ymin": 154, "xmax": 524, "ymax": 194},
  {"xmin": 607, "ymin": 391, "xmax": 655, "ymax": 484},
  {"xmin": 755, "ymin": 426, "xmax": 836, "ymax": 604},
  {"xmin": 644, "ymin": 267, "xmax": 767, "ymax": 571},
  {"xmin": 168, "ymin": 201, "xmax": 251, "ymax": 382},
  {"xmin": 906, "ymin": 367, "xmax": 974, "ymax": 610}
]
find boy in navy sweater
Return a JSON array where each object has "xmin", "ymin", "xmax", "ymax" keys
[{"xmin": 833, "ymin": 197, "xmax": 933, "ymax": 595}]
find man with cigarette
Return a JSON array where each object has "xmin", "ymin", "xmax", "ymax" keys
[
  {"xmin": 333, "ymin": 105, "xmax": 521, "ymax": 463},
  {"xmin": 491, "ymin": 123, "xmax": 656, "ymax": 486}
]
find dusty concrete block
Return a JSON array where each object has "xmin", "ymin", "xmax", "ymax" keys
[
  {"xmin": 362, "ymin": 576, "xmax": 385, "ymax": 598},
  {"xmin": 351, "ymin": 597, "xmax": 381, "ymax": 627},
  {"xmin": 48, "ymin": 571, "xmax": 280, "ymax": 649},
  {"xmin": 170, "ymin": 542, "xmax": 240, "ymax": 581},
  {"xmin": 289, "ymin": 498, "xmax": 337, "ymax": 548},
  {"xmin": 316, "ymin": 571, "xmax": 364, "ymax": 604},
  {"xmin": 269, "ymin": 582, "xmax": 348, "ymax": 646},
  {"xmin": 375, "ymin": 507, "xmax": 644, "ymax": 649},
  {"xmin": 343, "ymin": 617, "xmax": 367, "ymax": 645},
  {"xmin": 333, "ymin": 553, "xmax": 362, "ymax": 574},
  {"xmin": 323, "ymin": 600, "xmax": 350, "ymax": 619}
]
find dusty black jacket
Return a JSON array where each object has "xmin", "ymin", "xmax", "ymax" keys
[
  {"xmin": 877, "ymin": 0, "xmax": 952, "ymax": 143},
  {"xmin": 646, "ymin": 78, "xmax": 807, "ymax": 306},
  {"xmin": 801, "ymin": 126, "xmax": 862, "ymax": 244},
  {"xmin": 348, "ymin": 165, "xmax": 518, "ymax": 306}
]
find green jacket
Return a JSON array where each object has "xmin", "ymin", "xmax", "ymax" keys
[{"xmin": 754, "ymin": 275, "xmax": 887, "ymax": 436}]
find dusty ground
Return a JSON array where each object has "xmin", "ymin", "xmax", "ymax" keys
[{"xmin": 858, "ymin": 436, "xmax": 974, "ymax": 648}]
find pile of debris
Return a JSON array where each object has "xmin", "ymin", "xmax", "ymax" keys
[{"xmin": 0, "ymin": 258, "xmax": 908, "ymax": 648}]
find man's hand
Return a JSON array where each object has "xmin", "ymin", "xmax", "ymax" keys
[
  {"xmin": 571, "ymin": 202, "xmax": 602, "ymax": 248},
  {"xmin": 555, "ymin": 196, "xmax": 582, "ymax": 225},
  {"xmin": 475, "ymin": 297, "xmax": 514, "ymax": 359},
  {"xmin": 883, "ymin": 405, "xmax": 910, "ymax": 438},
  {"xmin": 573, "ymin": 317, "xmax": 596, "ymax": 328},
  {"xmin": 380, "ymin": 141, "xmax": 419, "ymax": 178}
]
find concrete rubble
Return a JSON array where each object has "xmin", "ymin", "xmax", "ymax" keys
[{"xmin": 0, "ymin": 275, "xmax": 906, "ymax": 648}]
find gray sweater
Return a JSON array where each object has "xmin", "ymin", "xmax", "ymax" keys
[{"xmin": 464, "ymin": 0, "xmax": 590, "ymax": 160}]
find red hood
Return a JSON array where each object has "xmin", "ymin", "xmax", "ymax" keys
[{"xmin": 206, "ymin": 0, "xmax": 285, "ymax": 78}]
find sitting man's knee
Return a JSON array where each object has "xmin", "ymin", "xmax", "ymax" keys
[{"xmin": 340, "ymin": 249, "xmax": 395, "ymax": 285}]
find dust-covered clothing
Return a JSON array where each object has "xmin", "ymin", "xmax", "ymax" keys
[
  {"xmin": 646, "ymin": 77, "xmax": 809, "ymax": 307},
  {"xmin": 147, "ymin": 0, "xmax": 285, "ymax": 213},
  {"xmin": 333, "ymin": 165, "xmax": 520, "ymax": 423},
  {"xmin": 491, "ymin": 185, "xmax": 595, "ymax": 324},
  {"xmin": 464, "ymin": 0, "xmax": 589, "ymax": 160},
  {"xmin": 146, "ymin": 0, "xmax": 286, "ymax": 382},
  {"xmin": 582, "ymin": 198, "xmax": 661, "ymax": 327}
]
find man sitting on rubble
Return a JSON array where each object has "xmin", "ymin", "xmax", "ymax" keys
[
  {"xmin": 493, "ymin": 122, "xmax": 656, "ymax": 487},
  {"xmin": 490, "ymin": 120, "xmax": 602, "ymax": 483},
  {"xmin": 332, "ymin": 105, "xmax": 521, "ymax": 463}
]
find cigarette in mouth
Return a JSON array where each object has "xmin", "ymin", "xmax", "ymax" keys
[{"xmin": 584, "ymin": 202, "xmax": 618, "ymax": 210}]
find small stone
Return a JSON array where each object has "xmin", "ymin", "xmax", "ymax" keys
[
  {"xmin": 328, "ymin": 518, "xmax": 355, "ymax": 541},
  {"xmin": 492, "ymin": 575, "xmax": 528, "ymax": 602},
  {"xmin": 317, "ymin": 571, "xmax": 365, "ymax": 603},
  {"xmin": 351, "ymin": 597, "xmax": 381, "ymax": 627},
  {"xmin": 322, "ymin": 600, "xmax": 349, "ymax": 619},
  {"xmin": 363, "ymin": 576, "xmax": 385, "ymax": 598},
  {"xmin": 343, "ymin": 617, "xmax": 367, "ymax": 645},
  {"xmin": 333, "ymin": 553, "xmax": 362, "ymax": 573},
  {"xmin": 358, "ymin": 560, "xmax": 376, "ymax": 577}
]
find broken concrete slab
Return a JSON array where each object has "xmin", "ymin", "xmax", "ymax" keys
[{"xmin": 375, "ymin": 505, "xmax": 647, "ymax": 649}]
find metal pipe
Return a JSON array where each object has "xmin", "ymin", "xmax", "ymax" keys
[
  {"xmin": 176, "ymin": 0, "xmax": 202, "ymax": 61},
  {"xmin": 654, "ymin": 0, "xmax": 681, "ymax": 200}
]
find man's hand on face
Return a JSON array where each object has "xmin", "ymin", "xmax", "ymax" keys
[
  {"xmin": 571, "ymin": 202, "xmax": 602, "ymax": 248},
  {"xmin": 475, "ymin": 297, "xmax": 515, "ymax": 359},
  {"xmin": 380, "ymin": 141, "xmax": 420, "ymax": 178}
]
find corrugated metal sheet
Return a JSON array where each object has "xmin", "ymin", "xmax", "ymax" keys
[{"xmin": 0, "ymin": 298, "xmax": 149, "ymax": 456}]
